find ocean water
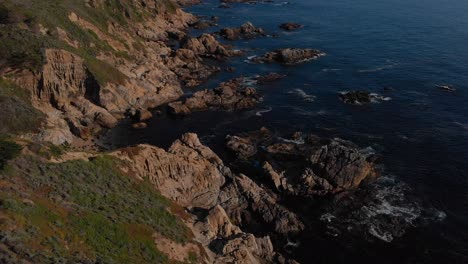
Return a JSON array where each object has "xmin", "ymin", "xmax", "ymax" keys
[{"xmin": 106, "ymin": 0, "xmax": 468, "ymax": 263}]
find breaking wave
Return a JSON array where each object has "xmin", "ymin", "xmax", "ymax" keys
[
  {"xmin": 288, "ymin": 88, "xmax": 316, "ymax": 102},
  {"xmin": 319, "ymin": 175, "xmax": 446, "ymax": 242},
  {"xmin": 255, "ymin": 107, "xmax": 272, "ymax": 116}
]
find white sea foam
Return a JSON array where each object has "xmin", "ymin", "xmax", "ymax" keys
[
  {"xmin": 369, "ymin": 93, "xmax": 392, "ymax": 102},
  {"xmin": 322, "ymin": 68, "xmax": 341, "ymax": 72},
  {"xmin": 358, "ymin": 62, "xmax": 398, "ymax": 73},
  {"xmin": 255, "ymin": 107, "xmax": 272, "ymax": 116},
  {"xmin": 454, "ymin": 122, "xmax": 468, "ymax": 131},
  {"xmin": 368, "ymin": 225, "xmax": 394, "ymax": 242},
  {"xmin": 289, "ymin": 88, "xmax": 316, "ymax": 102},
  {"xmin": 279, "ymin": 137, "xmax": 305, "ymax": 145},
  {"xmin": 320, "ymin": 213, "xmax": 336, "ymax": 223},
  {"xmin": 321, "ymin": 175, "xmax": 446, "ymax": 243}
]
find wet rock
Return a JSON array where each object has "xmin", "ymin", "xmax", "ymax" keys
[
  {"xmin": 279, "ymin": 22, "xmax": 304, "ymax": 31},
  {"xmin": 254, "ymin": 72, "xmax": 286, "ymax": 84},
  {"xmin": 253, "ymin": 48, "xmax": 325, "ymax": 64},
  {"xmin": 165, "ymin": 48, "xmax": 221, "ymax": 87},
  {"xmin": 225, "ymin": 66, "xmax": 236, "ymax": 72},
  {"xmin": 339, "ymin": 90, "xmax": 391, "ymax": 105},
  {"xmin": 226, "ymin": 128, "xmax": 379, "ymax": 196},
  {"xmin": 437, "ymin": 84, "xmax": 456, "ymax": 92},
  {"xmin": 168, "ymin": 77, "xmax": 261, "ymax": 115},
  {"xmin": 309, "ymin": 139, "xmax": 378, "ymax": 191},
  {"xmin": 176, "ymin": 0, "xmax": 202, "ymax": 7},
  {"xmin": 131, "ymin": 122, "xmax": 148, "ymax": 129},
  {"xmin": 226, "ymin": 135, "xmax": 257, "ymax": 159},
  {"xmin": 219, "ymin": 22, "xmax": 266, "ymax": 40},
  {"xmin": 219, "ymin": 174, "xmax": 305, "ymax": 235},
  {"xmin": 339, "ymin": 90, "xmax": 372, "ymax": 104},
  {"xmin": 191, "ymin": 20, "xmax": 216, "ymax": 30},
  {"xmin": 219, "ymin": 3, "xmax": 231, "ymax": 8}
]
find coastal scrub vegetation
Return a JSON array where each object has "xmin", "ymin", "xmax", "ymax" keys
[
  {"xmin": 0, "ymin": 0, "xmax": 178, "ymax": 85},
  {"xmin": 0, "ymin": 154, "xmax": 192, "ymax": 263},
  {"xmin": 0, "ymin": 78, "xmax": 45, "ymax": 135}
]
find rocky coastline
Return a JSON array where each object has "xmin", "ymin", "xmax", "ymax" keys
[{"xmin": 0, "ymin": 0, "xmax": 426, "ymax": 263}]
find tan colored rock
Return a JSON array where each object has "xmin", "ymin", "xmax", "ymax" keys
[
  {"xmin": 112, "ymin": 133, "xmax": 225, "ymax": 209},
  {"xmin": 168, "ymin": 77, "xmax": 260, "ymax": 115}
]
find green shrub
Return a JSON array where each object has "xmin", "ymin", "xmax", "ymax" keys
[
  {"xmin": 0, "ymin": 78, "xmax": 45, "ymax": 135},
  {"xmin": 0, "ymin": 139, "xmax": 22, "ymax": 170},
  {"xmin": 0, "ymin": 155, "xmax": 191, "ymax": 262}
]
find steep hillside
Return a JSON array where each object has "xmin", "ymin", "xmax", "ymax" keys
[{"xmin": 0, "ymin": 0, "xmax": 214, "ymax": 145}]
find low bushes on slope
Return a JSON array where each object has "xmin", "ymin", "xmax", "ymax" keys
[{"xmin": 0, "ymin": 155, "xmax": 193, "ymax": 263}]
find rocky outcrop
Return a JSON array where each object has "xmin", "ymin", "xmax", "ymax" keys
[
  {"xmin": 226, "ymin": 128, "xmax": 379, "ymax": 196},
  {"xmin": 253, "ymin": 48, "xmax": 325, "ymax": 64},
  {"xmin": 112, "ymin": 133, "xmax": 300, "ymax": 263},
  {"xmin": 219, "ymin": 174, "xmax": 305, "ymax": 235},
  {"xmin": 254, "ymin": 72, "xmax": 286, "ymax": 84},
  {"xmin": 165, "ymin": 48, "xmax": 221, "ymax": 87},
  {"xmin": 219, "ymin": 22, "xmax": 266, "ymax": 40},
  {"xmin": 113, "ymin": 133, "xmax": 225, "ymax": 209},
  {"xmin": 279, "ymin": 23, "xmax": 303, "ymax": 31},
  {"xmin": 168, "ymin": 77, "xmax": 261, "ymax": 115},
  {"xmin": 339, "ymin": 91, "xmax": 391, "ymax": 105},
  {"xmin": 177, "ymin": 0, "xmax": 202, "ymax": 7},
  {"xmin": 192, "ymin": 205, "xmax": 297, "ymax": 264},
  {"xmin": 180, "ymin": 33, "xmax": 242, "ymax": 59}
]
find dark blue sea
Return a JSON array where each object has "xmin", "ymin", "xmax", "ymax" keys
[{"xmin": 106, "ymin": 0, "xmax": 468, "ymax": 263}]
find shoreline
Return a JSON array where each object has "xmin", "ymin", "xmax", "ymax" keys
[{"xmin": 1, "ymin": 0, "xmax": 462, "ymax": 263}]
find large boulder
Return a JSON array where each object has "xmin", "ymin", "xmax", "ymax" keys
[{"xmin": 113, "ymin": 133, "xmax": 225, "ymax": 209}]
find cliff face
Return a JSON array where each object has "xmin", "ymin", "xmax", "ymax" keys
[{"xmin": 0, "ymin": 0, "xmax": 202, "ymax": 145}]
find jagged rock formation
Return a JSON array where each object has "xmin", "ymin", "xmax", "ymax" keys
[
  {"xmin": 168, "ymin": 77, "xmax": 261, "ymax": 115},
  {"xmin": 226, "ymin": 128, "xmax": 379, "ymax": 196},
  {"xmin": 112, "ymin": 133, "xmax": 225, "ymax": 209},
  {"xmin": 253, "ymin": 48, "xmax": 325, "ymax": 64},
  {"xmin": 111, "ymin": 133, "xmax": 302, "ymax": 263},
  {"xmin": 180, "ymin": 33, "xmax": 242, "ymax": 59},
  {"xmin": 219, "ymin": 22, "xmax": 266, "ymax": 40}
]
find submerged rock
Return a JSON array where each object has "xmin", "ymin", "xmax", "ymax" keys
[
  {"xmin": 252, "ymin": 48, "xmax": 325, "ymax": 64},
  {"xmin": 255, "ymin": 72, "xmax": 286, "ymax": 84},
  {"xmin": 131, "ymin": 122, "xmax": 148, "ymax": 129},
  {"xmin": 339, "ymin": 90, "xmax": 391, "ymax": 105},
  {"xmin": 279, "ymin": 22, "xmax": 304, "ymax": 31},
  {"xmin": 437, "ymin": 84, "xmax": 456, "ymax": 92}
]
